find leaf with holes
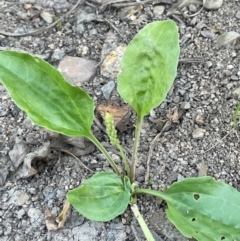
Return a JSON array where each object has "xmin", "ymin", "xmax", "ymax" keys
[
  {"xmin": 117, "ymin": 20, "xmax": 180, "ymax": 119},
  {"xmin": 0, "ymin": 51, "xmax": 94, "ymax": 138},
  {"xmin": 67, "ymin": 172, "xmax": 131, "ymax": 222},
  {"xmin": 135, "ymin": 176, "xmax": 240, "ymax": 240}
]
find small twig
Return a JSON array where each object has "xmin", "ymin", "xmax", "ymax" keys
[
  {"xmin": 0, "ymin": 0, "xmax": 83, "ymax": 37},
  {"xmin": 179, "ymin": 58, "xmax": 204, "ymax": 64},
  {"xmin": 56, "ymin": 148, "xmax": 94, "ymax": 173},
  {"xmin": 235, "ymin": 130, "xmax": 239, "ymax": 140},
  {"xmin": 112, "ymin": 0, "xmax": 171, "ymax": 8},
  {"xmin": 145, "ymin": 121, "xmax": 172, "ymax": 183},
  {"xmin": 99, "ymin": 0, "xmax": 130, "ymax": 13},
  {"xmin": 182, "ymin": 6, "xmax": 203, "ymax": 18},
  {"xmin": 96, "ymin": 18, "xmax": 124, "ymax": 39},
  {"xmin": 130, "ymin": 224, "xmax": 141, "ymax": 241},
  {"xmin": 0, "ymin": 2, "xmax": 23, "ymax": 12},
  {"xmin": 94, "ymin": 117, "xmax": 107, "ymax": 133},
  {"xmin": 171, "ymin": 14, "xmax": 186, "ymax": 25},
  {"xmin": 205, "ymin": 129, "xmax": 235, "ymax": 153}
]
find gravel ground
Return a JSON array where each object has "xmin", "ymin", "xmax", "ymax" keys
[{"xmin": 0, "ymin": 0, "xmax": 240, "ymax": 240}]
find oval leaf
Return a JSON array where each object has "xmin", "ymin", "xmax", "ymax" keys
[
  {"xmin": 0, "ymin": 51, "xmax": 94, "ymax": 137},
  {"xmin": 117, "ymin": 20, "xmax": 180, "ymax": 118},
  {"xmin": 67, "ymin": 172, "xmax": 131, "ymax": 222},
  {"xmin": 137, "ymin": 177, "xmax": 240, "ymax": 240}
]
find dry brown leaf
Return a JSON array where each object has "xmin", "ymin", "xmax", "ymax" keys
[
  {"xmin": 207, "ymin": 26, "xmax": 224, "ymax": 34},
  {"xmin": 217, "ymin": 31, "xmax": 240, "ymax": 46},
  {"xmin": 49, "ymin": 134, "xmax": 95, "ymax": 156},
  {"xmin": 45, "ymin": 209, "xmax": 59, "ymax": 231},
  {"xmin": 96, "ymin": 103, "xmax": 132, "ymax": 132},
  {"xmin": 61, "ymin": 136, "xmax": 95, "ymax": 156},
  {"xmin": 9, "ymin": 137, "xmax": 29, "ymax": 171},
  {"xmin": 18, "ymin": 141, "xmax": 50, "ymax": 179},
  {"xmin": 56, "ymin": 200, "xmax": 71, "ymax": 228},
  {"xmin": 45, "ymin": 200, "xmax": 71, "ymax": 231},
  {"xmin": 167, "ymin": 108, "xmax": 180, "ymax": 123}
]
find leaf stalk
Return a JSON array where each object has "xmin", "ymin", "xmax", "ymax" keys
[
  {"xmin": 130, "ymin": 115, "xmax": 143, "ymax": 183},
  {"xmin": 88, "ymin": 133, "xmax": 122, "ymax": 176}
]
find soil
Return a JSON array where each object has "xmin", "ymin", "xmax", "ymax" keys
[{"xmin": 0, "ymin": 0, "xmax": 240, "ymax": 241}]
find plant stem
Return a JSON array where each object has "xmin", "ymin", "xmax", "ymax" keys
[
  {"xmin": 130, "ymin": 115, "xmax": 143, "ymax": 183},
  {"xmin": 130, "ymin": 204, "xmax": 155, "ymax": 241},
  {"xmin": 88, "ymin": 133, "xmax": 122, "ymax": 176},
  {"xmin": 117, "ymin": 143, "xmax": 130, "ymax": 176},
  {"xmin": 134, "ymin": 188, "xmax": 168, "ymax": 200}
]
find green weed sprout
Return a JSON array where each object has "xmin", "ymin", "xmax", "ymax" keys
[{"xmin": 1, "ymin": 20, "xmax": 240, "ymax": 240}]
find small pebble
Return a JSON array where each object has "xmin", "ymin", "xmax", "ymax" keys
[
  {"xmin": 58, "ymin": 56, "xmax": 97, "ymax": 85},
  {"xmin": 203, "ymin": 0, "xmax": 223, "ymax": 10},
  {"xmin": 201, "ymin": 30, "xmax": 215, "ymax": 40},
  {"xmin": 76, "ymin": 9, "xmax": 96, "ymax": 22},
  {"xmin": 173, "ymin": 96, "xmax": 180, "ymax": 103},
  {"xmin": 192, "ymin": 128, "xmax": 206, "ymax": 139},
  {"xmin": 101, "ymin": 81, "xmax": 115, "ymax": 100},
  {"xmin": 189, "ymin": 4, "xmax": 197, "ymax": 12},
  {"xmin": 18, "ymin": 193, "xmax": 30, "ymax": 206},
  {"xmin": 236, "ymin": 10, "xmax": 240, "ymax": 19},
  {"xmin": 23, "ymin": 3, "xmax": 32, "ymax": 9},
  {"xmin": 16, "ymin": 209, "xmax": 26, "ymax": 219},
  {"xmin": 231, "ymin": 75, "xmax": 238, "ymax": 81},
  {"xmin": 101, "ymin": 44, "xmax": 126, "ymax": 78},
  {"xmin": 153, "ymin": 6, "xmax": 165, "ymax": 16},
  {"xmin": 51, "ymin": 48, "xmax": 65, "ymax": 61},
  {"xmin": 180, "ymin": 102, "xmax": 191, "ymax": 110},
  {"xmin": 40, "ymin": 10, "xmax": 53, "ymax": 24},
  {"xmin": 205, "ymin": 61, "xmax": 213, "ymax": 68},
  {"xmin": 232, "ymin": 87, "xmax": 240, "ymax": 99}
]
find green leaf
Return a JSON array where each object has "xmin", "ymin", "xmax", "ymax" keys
[
  {"xmin": 135, "ymin": 177, "xmax": 240, "ymax": 240},
  {"xmin": 0, "ymin": 51, "xmax": 94, "ymax": 137},
  {"xmin": 117, "ymin": 20, "xmax": 180, "ymax": 118},
  {"xmin": 67, "ymin": 172, "xmax": 131, "ymax": 222}
]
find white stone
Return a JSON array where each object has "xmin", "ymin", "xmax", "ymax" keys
[
  {"xmin": 58, "ymin": 56, "xmax": 97, "ymax": 86},
  {"xmin": 192, "ymin": 128, "xmax": 206, "ymax": 139},
  {"xmin": 203, "ymin": 0, "xmax": 223, "ymax": 10}
]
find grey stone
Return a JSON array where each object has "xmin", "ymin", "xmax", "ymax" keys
[
  {"xmin": 101, "ymin": 81, "xmax": 115, "ymax": 100},
  {"xmin": 51, "ymin": 48, "xmax": 65, "ymax": 61},
  {"xmin": 173, "ymin": 96, "xmax": 181, "ymax": 103},
  {"xmin": 201, "ymin": 30, "xmax": 216, "ymax": 40},
  {"xmin": 58, "ymin": 56, "xmax": 97, "ymax": 86},
  {"xmin": 189, "ymin": 4, "xmax": 198, "ymax": 12},
  {"xmin": 180, "ymin": 102, "xmax": 191, "ymax": 109},
  {"xmin": 231, "ymin": 75, "xmax": 239, "ymax": 81}
]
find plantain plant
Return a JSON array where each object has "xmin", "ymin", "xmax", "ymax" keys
[{"xmin": 1, "ymin": 20, "xmax": 240, "ymax": 241}]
